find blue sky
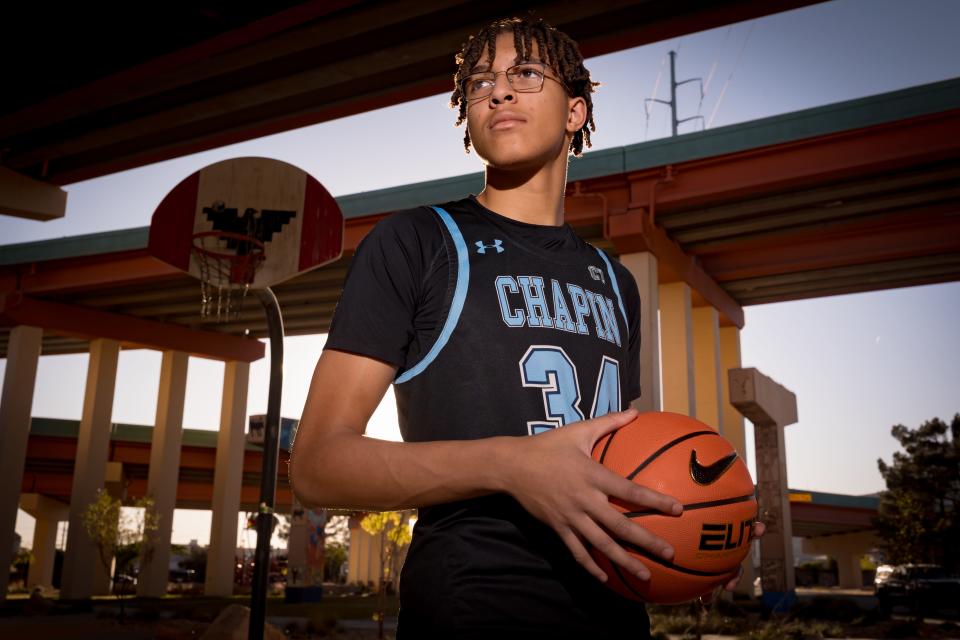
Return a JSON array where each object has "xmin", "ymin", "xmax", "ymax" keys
[{"xmin": 3, "ymin": 0, "xmax": 959, "ymax": 546}]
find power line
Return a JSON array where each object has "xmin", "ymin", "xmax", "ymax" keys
[{"xmin": 708, "ymin": 21, "xmax": 755, "ymax": 129}]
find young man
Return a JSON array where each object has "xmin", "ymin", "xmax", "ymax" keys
[{"xmin": 291, "ymin": 16, "xmax": 752, "ymax": 637}]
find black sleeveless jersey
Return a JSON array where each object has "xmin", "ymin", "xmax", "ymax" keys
[
  {"xmin": 327, "ymin": 197, "xmax": 648, "ymax": 635},
  {"xmin": 393, "ymin": 201, "xmax": 638, "ymax": 441}
]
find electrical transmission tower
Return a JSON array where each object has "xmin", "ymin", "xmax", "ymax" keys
[{"xmin": 645, "ymin": 50, "xmax": 704, "ymax": 137}]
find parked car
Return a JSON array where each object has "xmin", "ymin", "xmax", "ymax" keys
[
  {"xmin": 873, "ymin": 564, "xmax": 894, "ymax": 593},
  {"xmin": 876, "ymin": 564, "xmax": 960, "ymax": 616}
]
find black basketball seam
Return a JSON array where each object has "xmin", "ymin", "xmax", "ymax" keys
[
  {"xmin": 622, "ymin": 492, "xmax": 756, "ymax": 518},
  {"xmin": 609, "ymin": 562, "xmax": 647, "ymax": 600},
  {"xmin": 598, "ymin": 429, "xmax": 617, "ymax": 464},
  {"xmin": 620, "ymin": 541, "xmax": 736, "ymax": 577},
  {"xmin": 625, "ymin": 430, "xmax": 720, "ymax": 481}
]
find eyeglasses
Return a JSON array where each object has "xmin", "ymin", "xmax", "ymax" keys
[{"xmin": 461, "ymin": 62, "xmax": 566, "ymax": 101}]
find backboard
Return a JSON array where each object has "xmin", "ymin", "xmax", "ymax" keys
[{"xmin": 148, "ymin": 157, "xmax": 344, "ymax": 289}]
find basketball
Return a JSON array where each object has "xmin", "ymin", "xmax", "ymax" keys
[{"xmin": 591, "ymin": 411, "xmax": 757, "ymax": 604}]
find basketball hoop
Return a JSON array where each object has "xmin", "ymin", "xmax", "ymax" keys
[{"xmin": 191, "ymin": 231, "xmax": 265, "ymax": 321}]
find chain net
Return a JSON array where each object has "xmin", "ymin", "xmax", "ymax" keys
[{"xmin": 191, "ymin": 232, "xmax": 265, "ymax": 322}]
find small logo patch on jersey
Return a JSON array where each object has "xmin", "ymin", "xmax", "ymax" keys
[
  {"xmin": 588, "ymin": 265, "xmax": 605, "ymax": 283},
  {"xmin": 476, "ymin": 239, "xmax": 504, "ymax": 254}
]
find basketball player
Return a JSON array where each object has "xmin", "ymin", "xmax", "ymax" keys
[{"xmin": 291, "ymin": 16, "xmax": 758, "ymax": 637}]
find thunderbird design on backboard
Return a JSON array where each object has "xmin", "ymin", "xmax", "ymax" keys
[{"xmin": 202, "ymin": 200, "xmax": 296, "ymax": 248}]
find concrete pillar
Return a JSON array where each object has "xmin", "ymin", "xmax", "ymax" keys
[
  {"xmin": 729, "ymin": 367, "xmax": 798, "ymax": 612},
  {"xmin": 287, "ymin": 503, "xmax": 307, "ymax": 587},
  {"xmin": 804, "ymin": 530, "xmax": 878, "ymax": 588},
  {"xmin": 348, "ymin": 521, "xmax": 382, "ymax": 588},
  {"xmin": 138, "ymin": 351, "xmax": 189, "ymax": 597},
  {"xmin": 19, "ymin": 494, "xmax": 69, "ymax": 590},
  {"xmin": 718, "ymin": 325, "xmax": 754, "ymax": 596},
  {"xmin": 659, "ymin": 282, "xmax": 695, "ymax": 415},
  {"xmin": 692, "ymin": 306, "xmax": 723, "ymax": 432},
  {"xmin": 205, "ymin": 361, "xmax": 250, "ymax": 596},
  {"xmin": 0, "ymin": 325, "xmax": 42, "ymax": 599},
  {"xmin": 60, "ymin": 338, "xmax": 120, "ymax": 600},
  {"xmin": 619, "ymin": 252, "xmax": 661, "ymax": 412}
]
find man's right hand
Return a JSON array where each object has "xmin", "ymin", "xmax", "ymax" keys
[{"xmin": 500, "ymin": 408, "xmax": 683, "ymax": 583}]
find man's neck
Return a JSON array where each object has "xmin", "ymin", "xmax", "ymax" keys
[{"xmin": 475, "ymin": 152, "xmax": 568, "ymax": 227}]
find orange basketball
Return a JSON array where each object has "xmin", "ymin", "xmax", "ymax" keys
[{"xmin": 591, "ymin": 411, "xmax": 757, "ymax": 604}]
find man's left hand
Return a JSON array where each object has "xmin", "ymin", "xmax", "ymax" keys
[{"xmin": 701, "ymin": 521, "xmax": 766, "ymax": 604}]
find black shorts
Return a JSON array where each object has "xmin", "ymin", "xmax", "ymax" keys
[{"xmin": 396, "ymin": 498, "xmax": 651, "ymax": 639}]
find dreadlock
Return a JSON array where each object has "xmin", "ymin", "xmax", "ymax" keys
[{"xmin": 451, "ymin": 15, "xmax": 600, "ymax": 156}]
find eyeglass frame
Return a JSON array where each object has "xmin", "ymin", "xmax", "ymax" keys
[{"xmin": 460, "ymin": 61, "xmax": 569, "ymax": 101}]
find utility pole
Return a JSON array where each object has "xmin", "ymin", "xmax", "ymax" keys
[{"xmin": 645, "ymin": 50, "xmax": 704, "ymax": 136}]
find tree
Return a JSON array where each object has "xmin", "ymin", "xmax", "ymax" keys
[
  {"xmin": 360, "ymin": 510, "xmax": 413, "ymax": 639},
  {"xmin": 324, "ymin": 541, "xmax": 348, "ymax": 583},
  {"xmin": 875, "ymin": 414, "xmax": 960, "ymax": 573},
  {"xmin": 82, "ymin": 490, "xmax": 159, "ymax": 620}
]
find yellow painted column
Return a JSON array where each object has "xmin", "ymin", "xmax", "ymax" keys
[
  {"xmin": 138, "ymin": 350, "xmax": 189, "ymax": 597},
  {"xmin": 0, "ymin": 325, "xmax": 42, "ymax": 599},
  {"xmin": 19, "ymin": 493, "xmax": 69, "ymax": 590},
  {"xmin": 61, "ymin": 338, "xmax": 120, "ymax": 600},
  {"xmin": 205, "ymin": 360, "xmax": 250, "ymax": 596},
  {"xmin": 659, "ymin": 282, "xmax": 695, "ymax": 416},
  {"xmin": 692, "ymin": 306, "xmax": 723, "ymax": 432},
  {"xmin": 619, "ymin": 252, "xmax": 661, "ymax": 412},
  {"xmin": 719, "ymin": 326, "xmax": 747, "ymax": 459}
]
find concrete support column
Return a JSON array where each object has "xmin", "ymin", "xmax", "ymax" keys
[
  {"xmin": 19, "ymin": 494, "xmax": 69, "ymax": 591},
  {"xmin": 804, "ymin": 530, "xmax": 878, "ymax": 588},
  {"xmin": 718, "ymin": 325, "xmax": 753, "ymax": 596},
  {"xmin": 692, "ymin": 306, "xmax": 723, "ymax": 432},
  {"xmin": 60, "ymin": 338, "xmax": 120, "ymax": 600},
  {"xmin": 0, "ymin": 325, "xmax": 42, "ymax": 599},
  {"xmin": 287, "ymin": 502, "xmax": 307, "ymax": 587},
  {"xmin": 619, "ymin": 252, "xmax": 660, "ymax": 412},
  {"xmin": 659, "ymin": 282, "xmax": 695, "ymax": 415},
  {"xmin": 729, "ymin": 367, "xmax": 799, "ymax": 612},
  {"xmin": 138, "ymin": 351, "xmax": 189, "ymax": 597},
  {"xmin": 348, "ymin": 520, "xmax": 381, "ymax": 588},
  {"xmin": 205, "ymin": 361, "xmax": 250, "ymax": 596}
]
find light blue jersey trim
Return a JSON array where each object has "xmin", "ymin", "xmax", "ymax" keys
[
  {"xmin": 596, "ymin": 248, "xmax": 629, "ymax": 330},
  {"xmin": 395, "ymin": 206, "xmax": 469, "ymax": 384}
]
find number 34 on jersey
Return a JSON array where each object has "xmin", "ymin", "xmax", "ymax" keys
[{"xmin": 519, "ymin": 345, "xmax": 621, "ymax": 435}]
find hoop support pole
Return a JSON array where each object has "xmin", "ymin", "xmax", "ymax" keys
[{"xmin": 249, "ymin": 286, "xmax": 283, "ymax": 640}]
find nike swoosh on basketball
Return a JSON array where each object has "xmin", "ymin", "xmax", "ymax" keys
[{"xmin": 689, "ymin": 450, "xmax": 738, "ymax": 485}]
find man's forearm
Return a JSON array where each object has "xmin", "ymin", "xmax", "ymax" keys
[{"xmin": 290, "ymin": 431, "xmax": 515, "ymax": 511}]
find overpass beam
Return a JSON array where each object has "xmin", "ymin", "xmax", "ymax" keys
[
  {"xmin": 61, "ymin": 338, "xmax": 120, "ymax": 599},
  {"xmin": 729, "ymin": 367, "xmax": 798, "ymax": 612},
  {"xmin": 205, "ymin": 361, "xmax": 250, "ymax": 596},
  {"xmin": 0, "ymin": 166, "xmax": 67, "ymax": 221},
  {"xmin": 0, "ymin": 325, "xmax": 44, "ymax": 599},
  {"xmin": 138, "ymin": 350, "xmax": 189, "ymax": 597}
]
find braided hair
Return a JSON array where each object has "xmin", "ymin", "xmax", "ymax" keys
[{"xmin": 451, "ymin": 15, "xmax": 600, "ymax": 156}]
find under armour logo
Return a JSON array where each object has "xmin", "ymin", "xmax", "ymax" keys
[
  {"xmin": 475, "ymin": 239, "xmax": 504, "ymax": 254},
  {"xmin": 588, "ymin": 265, "xmax": 605, "ymax": 283}
]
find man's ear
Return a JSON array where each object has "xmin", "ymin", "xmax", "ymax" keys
[{"xmin": 566, "ymin": 96, "xmax": 587, "ymax": 134}]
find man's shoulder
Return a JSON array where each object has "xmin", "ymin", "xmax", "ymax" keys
[{"xmin": 373, "ymin": 197, "xmax": 472, "ymax": 235}]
